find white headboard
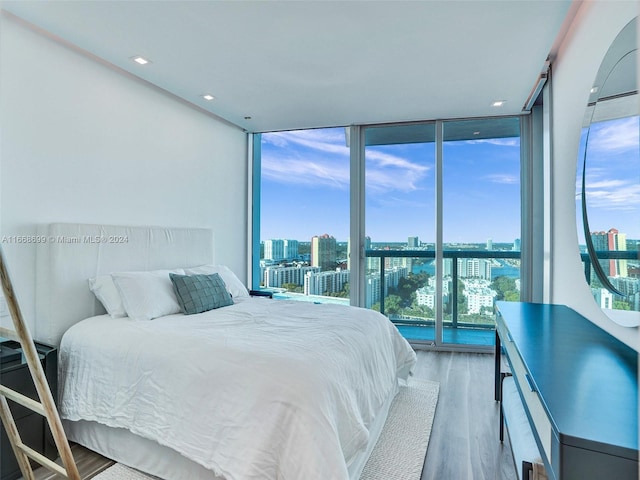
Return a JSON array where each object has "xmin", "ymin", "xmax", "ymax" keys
[{"xmin": 35, "ymin": 223, "xmax": 214, "ymax": 346}]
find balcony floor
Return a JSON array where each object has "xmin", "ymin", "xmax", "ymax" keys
[{"xmin": 397, "ymin": 324, "xmax": 495, "ymax": 346}]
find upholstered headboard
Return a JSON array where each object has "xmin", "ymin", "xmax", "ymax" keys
[{"xmin": 35, "ymin": 223, "xmax": 214, "ymax": 346}]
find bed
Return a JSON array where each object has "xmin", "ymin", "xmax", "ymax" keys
[{"xmin": 35, "ymin": 223, "xmax": 417, "ymax": 480}]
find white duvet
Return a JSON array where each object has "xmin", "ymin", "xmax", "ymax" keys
[{"xmin": 59, "ymin": 298, "xmax": 416, "ymax": 480}]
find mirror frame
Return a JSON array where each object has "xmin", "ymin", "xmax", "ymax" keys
[{"xmin": 578, "ymin": 17, "xmax": 638, "ymax": 325}]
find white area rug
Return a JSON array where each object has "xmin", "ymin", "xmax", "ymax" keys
[{"xmin": 92, "ymin": 379, "xmax": 439, "ymax": 480}]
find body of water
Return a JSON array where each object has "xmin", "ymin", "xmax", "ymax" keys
[{"xmin": 412, "ymin": 260, "xmax": 520, "ymax": 280}]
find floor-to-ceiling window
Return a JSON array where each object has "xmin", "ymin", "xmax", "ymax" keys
[
  {"xmin": 441, "ymin": 118, "xmax": 521, "ymax": 347},
  {"xmin": 253, "ymin": 116, "xmax": 522, "ymax": 350},
  {"xmin": 363, "ymin": 123, "xmax": 436, "ymax": 343},
  {"xmin": 361, "ymin": 117, "xmax": 520, "ymax": 349},
  {"xmin": 255, "ymin": 127, "xmax": 350, "ymax": 304}
]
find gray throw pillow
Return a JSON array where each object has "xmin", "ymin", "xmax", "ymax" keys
[{"xmin": 170, "ymin": 272, "xmax": 233, "ymax": 315}]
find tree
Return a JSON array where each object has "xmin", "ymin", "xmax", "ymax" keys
[
  {"xmin": 328, "ymin": 282, "xmax": 350, "ymax": 298},
  {"xmin": 456, "ymin": 281, "xmax": 467, "ymax": 314},
  {"xmin": 504, "ymin": 290, "xmax": 520, "ymax": 302},
  {"xmin": 393, "ymin": 272, "xmax": 428, "ymax": 304},
  {"xmin": 282, "ymin": 282, "xmax": 302, "ymax": 293},
  {"xmin": 613, "ymin": 300, "xmax": 631, "ymax": 310},
  {"xmin": 384, "ymin": 295, "xmax": 402, "ymax": 314},
  {"xmin": 403, "ymin": 305, "xmax": 435, "ymax": 320},
  {"xmin": 491, "ymin": 276, "xmax": 518, "ymax": 301}
]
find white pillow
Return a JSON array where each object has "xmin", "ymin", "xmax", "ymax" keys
[
  {"xmin": 88, "ymin": 275, "xmax": 127, "ymax": 318},
  {"xmin": 111, "ymin": 269, "xmax": 184, "ymax": 321},
  {"xmin": 184, "ymin": 265, "xmax": 249, "ymax": 299}
]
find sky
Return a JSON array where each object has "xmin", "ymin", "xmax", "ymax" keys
[
  {"xmin": 260, "ymin": 126, "xmax": 522, "ymax": 244},
  {"xmin": 576, "ymin": 115, "xmax": 640, "ymax": 243},
  {"xmin": 260, "ymin": 115, "xmax": 639, "ymax": 245}
]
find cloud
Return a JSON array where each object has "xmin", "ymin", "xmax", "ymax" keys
[
  {"xmin": 366, "ymin": 149, "xmax": 430, "ymax": 174},
  {"xmin": 585, "ymin": 181, "xmax": 640, "ymax": 211},
  {"xmin": 449, "ymin": 138, "xmax": 520, "ymax": 147},
  {"xmin": 483, "ymin": 173, "xmax": 519, "ymax": 184},
  {"xmin": 365, "ymin": 168, "xmax": 428, "ymax": 193},
  {"xmin": 588, "ymin": 116, "xmax": 639, "ymax": 154},
  {"xmin": 586, "ymin": 179, "xmax": 629, "ymax": 189},
  {"xmin": 262, "ymin": 154, "xmax": 350, "ymax": 189},
  {"xmin": 263, "ymin": 129, "xmax": 349, "ymax": 155},
  {"xmin": 261, "ymin": 128, "xmax": 431, "ymax": 193}
]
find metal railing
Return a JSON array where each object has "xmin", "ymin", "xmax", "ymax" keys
[
  {"xmin": 365, "ymin": 249, "xmax": 639, "ymax": 331},
  {"xmin": 580, "ymin": 251, "xmax": 638, "ymax": 284},
  {"xmin": 366, "ymin": 249, "xmax": 521, "ymax": 328}
]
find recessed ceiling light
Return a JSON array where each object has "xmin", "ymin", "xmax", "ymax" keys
[
  {"xmin": 131, "ymin": 56, "xmax": 151, "ymax": 65},
  {"xmin": 590, "ymin": 86, "xmax": 599, "ymax": 94},
  {"xmin": 491, "ymin": 100, "xmax": 506, "ymax": 107},
  {"xmin": 473, "ymin": 131, "xmax": 480, "ymax": 135},
  {"xmin": 202, "ymin": 94, "xmax": 215, "ymax": 101}
]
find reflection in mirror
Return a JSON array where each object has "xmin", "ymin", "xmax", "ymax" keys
[{"xmin": 576, "ymin": 17, "xmax": 639, "ymax": 326}]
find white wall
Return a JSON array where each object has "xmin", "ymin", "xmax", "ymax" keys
[
  {"xmin": 0, "ymin": 13, "xmax": 248, "ymax": 335},
  {"xmin": 551, "ymin": 1, "xmax": 638, "ymax": 349}
]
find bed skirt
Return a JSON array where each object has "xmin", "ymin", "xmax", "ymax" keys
[{"xmin": 63, "ymin": 380, "xmax": 399, "ymax": 480}]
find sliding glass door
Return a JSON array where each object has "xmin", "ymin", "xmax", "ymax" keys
[
  {"xmin": 441, "ymin": 118, "xmax": 521, "ymax": 347},
  {"xmin": 361, "ymin": 117, "xmax": 520, "ymax": 349},
  {"xmin": 256, "ymin": 127, "xmax": 350, "ymax": 304},
  {"xmin": 363, "ymin": 123, "xmax": 436, "ymax": 344},
  {"xmin": 252, "ymin": 116, "xmax": 522, "ymax": 350}
]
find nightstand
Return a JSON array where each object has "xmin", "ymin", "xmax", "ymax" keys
[
  {"xmin": 249, "ymin": 290, "xmax": 274, "ymax": 298},
  {"xmin": 0, "ymin": 339, "xmax": 58, "ymax": 480}
]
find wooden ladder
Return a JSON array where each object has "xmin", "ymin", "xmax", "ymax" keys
[{"xmin": 0, "ymin": 247, "xmax": 80, "ymax": 480}]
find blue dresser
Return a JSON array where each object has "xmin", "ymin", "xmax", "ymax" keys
[{"xmin": 495, "ymin": 302, "xmax": 638, "ymax": 480}]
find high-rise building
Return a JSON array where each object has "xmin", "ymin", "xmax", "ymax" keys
[
  {"xmin": 264, "ymin": 239, "xmax": 299, "ymax": 261},
  {"xmin": 264, "ymin": 239, "xmax": 285, "ymax": 261},
  {"xmin": 513, "ymin": 238, "xmax": 521, "ymax": 251},
  {"xmin": 264, "ymin": 265, "xmax": 320, "ymax": 288},
  {"xmin": 364, "ymin": 267, "xmax": 409, "ymax": 308},
  {"xmin": 304, "ymin": 269, "xmax": 350, "ymax": 296},
  {"xmin": 408, "ymin": 236, "xmax": 419, "ymax": 248},
  {"xmin": 486, "ymin": 238, "xmax": 493, "ymax": 250},
  {"xmin": 457, "ymin": 258, "xmax": 492, "ymax": 279},
  {"xmin": 283, "ymin": 239, "xmax": 299, "ymax": 260},
  {"xmin": 311, "ymin": 234, "xmax": 337, "ymax": 271},
  {"xmin": 385, "ymin": 253, "xmax": 412, "ymax": 272},
  {"xmin": 591, "ymin": 228, "xmax": 627, "ymax": 277}
]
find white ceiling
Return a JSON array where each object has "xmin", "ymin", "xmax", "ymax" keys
[{"xmin": 2, "ymin": 0, "xmax": 577, "ymax": 133}]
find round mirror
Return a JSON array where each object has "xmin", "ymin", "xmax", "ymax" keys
[{"xmin": 577, "ymin": 17, "xmax": 639, "ymax": 327}]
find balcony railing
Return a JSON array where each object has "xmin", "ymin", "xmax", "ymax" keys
[
  {"xmin": 365, "ymin": 249, "xmax": 638, "ymax": 334},
  {"xmin": 580, "ymin": 250, "xmax": 639, "ymax": 283},
  {"xmin": 365, "ymin": 249, "xmax": 521, "ymax": 329}
]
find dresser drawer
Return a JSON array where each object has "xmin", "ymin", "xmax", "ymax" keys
[
  {"xmin": 0, "ymin": 365, "xmax": 37, "ymax": 420},
  {"xmin": 497, "ymin": 319, "xmax": 553, "ymax": 463}
]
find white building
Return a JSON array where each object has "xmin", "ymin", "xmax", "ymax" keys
[
  {"xmin": 304, "ymin": 269, "xmax": 350, "ymax": 296},
  {"xmin": 264, "ymin": 265, "xmax": 320, "ymax": 289},
  {"xmin": 264, "ymin": 239, "xmax": 285, "ymax": 261},
  {"xmin": 283, "ymin": 240, "xmax": 299, "ymax": 261},
  {"xmin": 593, "ymin": 288, "xmax": 614, "ymax": 310},
  {"xmin": 457, "ymin": 258, "xmax": 492, "ymax": 280},
  {"xmin": 462, "ymin": 278, "xmax": 497, "ymax": 314}
]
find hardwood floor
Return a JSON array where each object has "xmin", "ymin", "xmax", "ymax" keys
[
  {"xmin": 25, "ymin": 351, "xmax": 516, "ymax": 480},
  {"xmin": 27, "ymin": 443, "xmax": 113, "ymax": 479},
  {"xmin": 415, "ymin": 351, "xmax": 516, "ymax": 480}
]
